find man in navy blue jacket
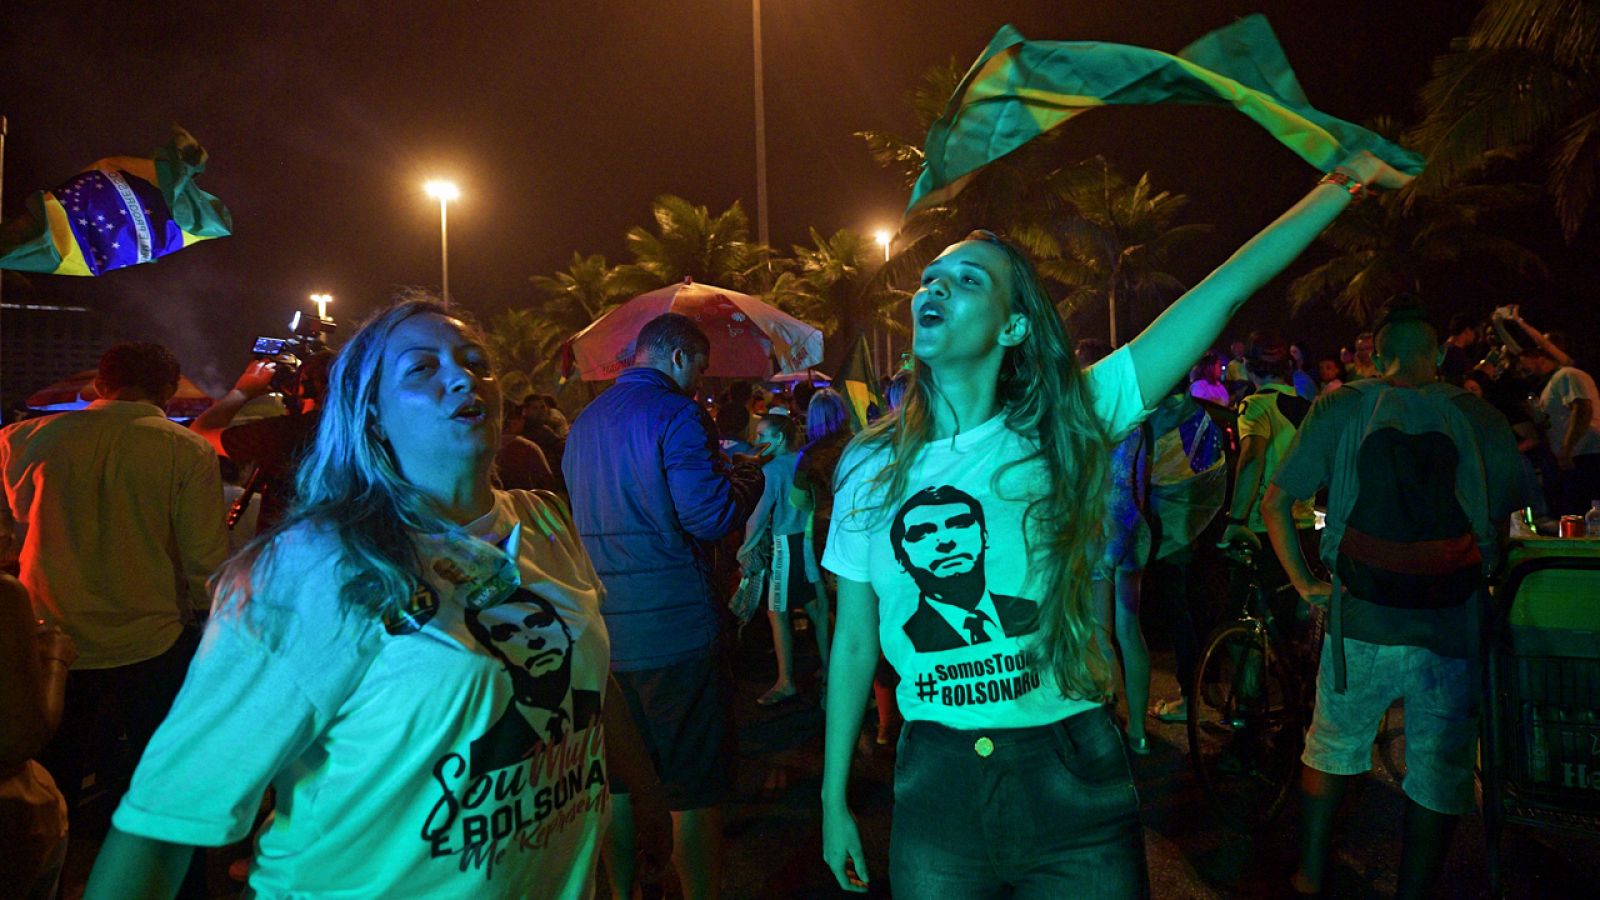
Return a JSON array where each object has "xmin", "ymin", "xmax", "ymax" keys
[{"xmin": 564, "ymin": 313, "xmax": 764, "ymax": 899}]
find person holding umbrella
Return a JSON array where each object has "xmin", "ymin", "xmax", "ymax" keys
[{"xmin": 820, "ymin": 152, "xmax": 1412, "ymax": 896}]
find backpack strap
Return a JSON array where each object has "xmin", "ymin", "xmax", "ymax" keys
[
  {"xmin": 1317, "ymin": 381, "xmax": 1386, "ymax": 694},
  {"xmin": 1329, "ymin": 567, "xmax": 1348, "ymax": 693}
]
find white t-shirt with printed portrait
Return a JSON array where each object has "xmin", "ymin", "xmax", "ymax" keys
[
  {"xmin": 823, "ymin": 347, "xmax": 1154, "ymax": 730},
  {"xmin": 112, "ymin": 490, "xmax": 610, "ymax": 899}
]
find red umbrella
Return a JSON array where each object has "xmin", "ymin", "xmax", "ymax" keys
[
  {"xmin": 561, "ymin": 278, "xmax": 822, "ymax": 381},
  {"xmin": 769, "ymin": 368, "xmax": 830, "ymax": 385},
  {"xmin": 25, "ymin": 370, "xmax": 214, "ymax": 419}
]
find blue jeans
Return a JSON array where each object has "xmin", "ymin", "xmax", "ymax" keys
[{"xmin": 889, "ymin": 706, "xmax": 1148, "ymax": 899}]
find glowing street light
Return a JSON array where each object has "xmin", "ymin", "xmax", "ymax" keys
[
  {"xmin": 309, "ymin": 293, "xmax": 333, "ymax": 320},
  {"xmin": 424, "ymin": 180, "xmax": 461, "ymax": 301},
  {"xmin": 874, "ymin": 228, "xmax": 892, "ymax": 263}
]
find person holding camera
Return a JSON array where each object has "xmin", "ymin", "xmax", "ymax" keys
[{"xmin": 191, "ymin": 350, "xmax": 334, "ymax": 534}]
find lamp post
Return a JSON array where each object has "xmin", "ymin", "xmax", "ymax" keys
[
  {"xmin": 423, "ymin": 180, "xmax": 460, "ymax": 302},
  {"xmin": 873, "ymin": 229, "xmax": 894, "ymax": 372},
  {"xmin": 751, "ymin": 0, "xmax": 769, "ymax": 248}
]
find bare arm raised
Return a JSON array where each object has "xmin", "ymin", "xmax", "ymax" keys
[{"xmin": 1126, "ymin": 152, "xmax": 1412, "ymax": 408}]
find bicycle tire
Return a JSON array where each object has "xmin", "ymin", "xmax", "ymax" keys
[{"xmin": 1188, "ymin": 622, "xmax": 1304, "ymax": 832}]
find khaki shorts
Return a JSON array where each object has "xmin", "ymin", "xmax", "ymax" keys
[{"xmin": 1302, "ymin": 635, "xmax": 1477, "ymax": 815}]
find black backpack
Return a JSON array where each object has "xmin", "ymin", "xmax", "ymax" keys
[{"xmin": 1324, "ymin": 382, "xmax": 1491, "ymax": 610}]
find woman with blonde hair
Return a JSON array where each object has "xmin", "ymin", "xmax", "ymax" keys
[
  {"xmin": 87, "ymin": 297, "xmax": 657, "ymax": 898},
  {"xmin": 820, "ymin": 153, "xmax": 1410, "ymax": 896}
]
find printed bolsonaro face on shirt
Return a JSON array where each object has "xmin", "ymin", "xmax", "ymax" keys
[{"xmin": 891, "ymin": 485, "xmax": 989, "ymax": 612}]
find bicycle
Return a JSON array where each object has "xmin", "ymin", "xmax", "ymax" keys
[{"xmin": 1187, "ymin": 534, "xmax": 1324, "ymax": 832}]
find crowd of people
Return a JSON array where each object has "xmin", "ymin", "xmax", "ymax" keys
[{"xmin": 1, "ymin": 146, "xmax": 1594, "ymax": 900}]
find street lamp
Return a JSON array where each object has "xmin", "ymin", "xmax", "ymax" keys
[
  {"xmin": 423, "ymin": 180, "xmax": 460, "ymax": 302},
  {"xmin": 309, "ymin": 293, "xmax": 332, "ymax": 320},
  {"xmin": 874, "ymin": 229, "xmax": 892, "ymax": 263}
]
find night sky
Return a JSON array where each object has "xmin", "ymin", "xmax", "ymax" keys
[{"xmin": 3, "ymin": 1, "xmax": 1544, "ymax": 395}]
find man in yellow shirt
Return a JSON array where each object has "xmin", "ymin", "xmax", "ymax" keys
[{"xmin": 1, "ymin": 343, "xmax": 228, "ymax": 812}]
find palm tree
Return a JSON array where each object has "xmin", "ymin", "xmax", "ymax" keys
[
  {"xmin": 1013, "ymin": 158, "xmax": 1211, "ymax": 345},
  {"xmin": 857, "ymin": 59, "xmax": 1074, "ymax": 292},
  {"xmin": 609, "ymin": 195, "xmax": 777, "ymax": 296},
  {"xmin": 528, "ymin": 251, "xmax": 622, "ymax": 322},
  {"xmin": 484, "ymin": 306, "xmax": 568, "ymax": 402},
  {"xmin": 1286, "ymin": 180, "xmax": 1549, "ymax": 323},
  {"xmin": 767, "ymin": 228, "xmax": 909, "ymax": 371},
  {"xmin": 859, "ymin": 66, "xmax": 1205, "ymax": 346},
  {"xmin": 857, "ymin": 58, "xmax": 965, "ymax": 189},
  {"xmin": 1408, "ymin": 0, "xmax": 1600, "ymax": 240},
  {"xmin": 490, "ymin": 252, "xmax": 626, "ymax": 397}
]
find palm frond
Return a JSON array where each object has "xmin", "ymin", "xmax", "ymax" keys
[
  {"xmin": 910, "ymin": 59, "xmax": 966, "ymax": 130},
  {"xmin": 1409, "ymin": 45, "xmax": 1578, "ymax": 193},
  {"xmin": 1548, "ymin": 102, "xmax": 1600, "ymax": 238},
  {"xmin": 1471, "ymin": 0, "xmax": 1600, "ymax": 70},
  {"xmin": 1286, "ymin": 255, "xmax": 1370, "ymax": 315},
  {"xmin": 855, "ymin": 130, "xmax": 925, "ymax": 186}
]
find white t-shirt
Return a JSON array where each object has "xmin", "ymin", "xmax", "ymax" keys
[
  {"xmin": 823, "ymin": 347, "xmax": 1153, "ymax": 730},
  {"xmin": 113, "ymin": 490, "xmax": 611, "ymax": 899},
  {"xmin": 1539, "ymin": 366, "xmax": 1600, "ymax": 458}
]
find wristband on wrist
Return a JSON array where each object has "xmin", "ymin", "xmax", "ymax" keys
[{"xmin": 1318, "ymin": 169, "xmax": 1370, "ymax": 201}]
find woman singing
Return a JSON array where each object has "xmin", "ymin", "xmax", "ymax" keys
[
  {"xmin": 88, "ymin": 298, "xmax": 655, "ymax": 898},
  {"xmin": 820, "ymin": 153, "xmax": 1410, "ymax": 897}
]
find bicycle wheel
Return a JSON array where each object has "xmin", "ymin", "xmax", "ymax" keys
[{"xmin": 1188, "ymin": 622, "xmax": 1304, "ymax": 832}]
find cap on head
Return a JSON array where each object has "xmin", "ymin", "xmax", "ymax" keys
[{"xmin": 1244, "ymin": 330, "xmax": 1291, "ymax": 380}]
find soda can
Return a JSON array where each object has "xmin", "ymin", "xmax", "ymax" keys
[{"xmin": 1559, "ymin": 515, "xmax": 1585, "ymax": 538}]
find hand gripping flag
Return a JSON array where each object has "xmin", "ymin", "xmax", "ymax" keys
[
  {"xmin": 908, "ymin": 15, "xmax": 1427, "ymax": 213},
  {"xmin": 0, "ymin": 126, "xmax": 232, "ymax": 275}
]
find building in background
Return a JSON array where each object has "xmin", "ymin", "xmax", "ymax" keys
[{"xmin": 2, "ymin": 302, "xmax": 123, "ymax": 417}]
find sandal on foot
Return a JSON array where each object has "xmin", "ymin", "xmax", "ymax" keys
[
  {"xmin": 1127, "ymin": 734, "xmax": 1151, "ymax": 756},
  {"xmin": 757, "ymin": 687, "xmax": 799, "ymax": 707},
  {"xmin": 1149, "ymin": 697, "xmax": 1189, "ymax": 723}
]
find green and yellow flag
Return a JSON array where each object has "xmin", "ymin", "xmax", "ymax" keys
[
  {"xmin": 0, "ymin": 126, "xmax": 232, "ymax": 276},
  {"xmin": 836, "ymin": 332, "xmax": 885, "ymax": 432},
  {"xmin": 909, "ymin": 15, "xmax": 1426, "ymax": 213}
]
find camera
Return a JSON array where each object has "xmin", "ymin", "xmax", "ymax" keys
[{"xmin": 251, "ymin": 311, "xmax": 338, "ymax": 403}]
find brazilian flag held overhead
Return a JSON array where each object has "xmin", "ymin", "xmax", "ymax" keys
[
  {"xmin": 0, "ymin": 126, "xmax": 232, "ymax": 276},
  {"xmin": 908, "ymin": 15, "xmax": 1427, "ymax": 213}
]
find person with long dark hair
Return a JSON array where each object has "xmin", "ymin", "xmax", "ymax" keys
[
  {"xmin": 86, "ymin": 297, "xmax": 657, "ymax": 898},
  {"xmin": 820, "ymin": 153, "xmax": 1411, "ymax": 896}
]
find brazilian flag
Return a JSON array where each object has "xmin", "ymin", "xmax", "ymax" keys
[
  {"xmin": 0, "ymin": 126, "xmax": 232, "ymax": 276},
  {"xmin": 909, "ymin": 15, "xmax": 1427, "ymax": 213},
  {"xmin": 836, "ymin": 332, "xmax": 884, "ymax": 432}
]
